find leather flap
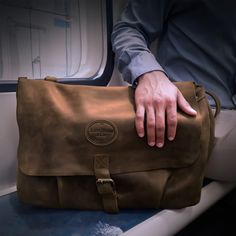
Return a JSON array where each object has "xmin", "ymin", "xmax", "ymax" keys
[{"xmin": 17, "ymin": 78, "xmax": 202, "ymax": 176}]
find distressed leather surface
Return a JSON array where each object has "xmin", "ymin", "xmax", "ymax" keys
[{"xmin": 16, "ymin": 77, "xmax": 215, "ymax": 212}]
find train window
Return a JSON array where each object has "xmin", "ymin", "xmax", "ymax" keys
[{"xmin": 0, "ymin": 0, "xmax": 113, "ymax": 91}]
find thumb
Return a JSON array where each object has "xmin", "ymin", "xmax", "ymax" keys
[{"xmin": 177, "ymin": 90, "xmax": 197, "ymax": 116}]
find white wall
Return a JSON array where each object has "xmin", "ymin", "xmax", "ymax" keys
[{"xmin": 0, "ymin": 93, "xmax": 18, "ymax": 195}]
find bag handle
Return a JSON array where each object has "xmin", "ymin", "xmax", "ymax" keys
[
  {"xmin": 195, "ymin": 85, "xmax": 221, "ymax": 118},
  {"xmin": 44, "ymin": 76, "xmax": 58, "ymax": 82},
  {"xmin": 205, "ymin": 90, "xmax": 221, "ymax": 118}
]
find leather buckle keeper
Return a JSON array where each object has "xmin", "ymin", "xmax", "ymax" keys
[{"xmin": 94, "ymin": 154, "xmax": 118, "ymax": 213}]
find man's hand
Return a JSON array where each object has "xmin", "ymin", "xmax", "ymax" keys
[{"xmin": 135, "ymin": 71, "xmax": 197, "ymax": 147}]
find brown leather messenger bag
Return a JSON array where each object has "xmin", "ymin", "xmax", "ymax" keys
[{"xmin": 16, "ymin": 77, "xmax": 220, "ymax": 213}]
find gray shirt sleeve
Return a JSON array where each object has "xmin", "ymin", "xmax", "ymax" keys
[{"xmin": 111, "ymin": 0, "xmax": 167, "ymax": 85}]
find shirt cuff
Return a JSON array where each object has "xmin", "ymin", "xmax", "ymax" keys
[{"xmin": 120, "ymin": 51, "xmax": 166, "ymax": 85}]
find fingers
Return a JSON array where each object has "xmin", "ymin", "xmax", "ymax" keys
[
  {"xmin": 166, "ymin": 100, "xmax": 177, "ymax": 141},
  {"xmin": 139, "ymin": 103, "xmax": 174, "ymax": 148},
  {"xmin": 135, "ymin": 89, "xmax": 196, "ymax": 148},
  {"xmin": 135, "ymin": 105, "xmax": 145, "ymax": 138},
  {"xmin": 155, "ymin": 100, "xmax": 177, "ymax": 147},
  {"xmin": 177, "ymin": 90, "xmax": 197, "ymax": 116},
  {"xmin": 134, "ymin": 71, "xmax": 197, "ymax": 148},
  {"xmin": 135, "ymin": 102, "xmax": 166, "ymax": 147},
  {"xmin": 146, "ymin": 106, "xmax": 156, "ymax": 146},
  {"xmin": 135, "ymin": 100, "xmax": 181, "ymax": 148},
  {"xmin": 155, "ymin": 106, "xmax": 165, "ymax": 148},
  {"xmin": 136, "ymin": 101, "xmax": 166, "ymax": 148}
]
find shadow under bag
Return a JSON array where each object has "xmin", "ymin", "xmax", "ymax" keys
[{"xmin": 16, "ymin": 77, "xmax": 220, "ymax": 213}]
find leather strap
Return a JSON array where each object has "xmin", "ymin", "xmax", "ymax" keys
[
  {"xmin": 94, "ymin": 154, "xmax": 118, "ymax": 213},
  {"xmin": 196, "ymin": 85, "xmax": 221, "ymax": 118},
  {"xmin": 205, "ymin": 90, "xmax": 221, "ymax": 118}
]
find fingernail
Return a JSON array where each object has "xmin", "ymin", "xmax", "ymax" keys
[
  {"xmin": 168, "ymin": 137, "xmax": 174, "ymax": 141},
  {"xmin": 156, "ymin": 143, "xmax": 163, "ymax": 148},
  {"xmin": 149, "ymin": 142, "xmax": 155, "ymax": 147},
  {"xmin": 138, "ymin": 133, "xmax": 144, "ymax": 138}
]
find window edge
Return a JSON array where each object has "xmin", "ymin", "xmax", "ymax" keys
[{"xmin": 0, "ymin": 0, "xmax": 114, "ymax": 92}]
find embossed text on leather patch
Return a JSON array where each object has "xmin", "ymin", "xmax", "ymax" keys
[{"xmin": 85, "ymin": 120, "xmax": 118, "ymax": 146}]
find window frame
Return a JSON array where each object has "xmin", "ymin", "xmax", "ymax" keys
[{"xmin": 0, "ymin": 0, "xmax": 114, "ymax": 92}]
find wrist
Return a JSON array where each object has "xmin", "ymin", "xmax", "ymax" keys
[{"xmin": 137, "ymin": 70, "xmax": 169, "ymax": 85}]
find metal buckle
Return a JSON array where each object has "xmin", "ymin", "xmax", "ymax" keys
[{"xmin": 96, "ymin": 178, "xmax": 116, "ymax": 195}]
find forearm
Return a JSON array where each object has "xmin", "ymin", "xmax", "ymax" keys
[
  {"xmin": 112, "ymin": 23, "xmax": 165, "ymax": 85},
  {"xmin": 111, "ymin": 0, "xmax": 167, "ymax": 85}
]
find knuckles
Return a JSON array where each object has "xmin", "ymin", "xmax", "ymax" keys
[
  {"xmin": 147, "ymin": 120, "xmax": 155, "ymax": 129},
  {"xmin": 135, "ymin": 112, "xmax": 144, "ymax": 121},
  {"xmin": 156, "ymin": 125, "xmax": 165, "ymax": 133},
  {"xmin": 138, "ymin": 95, "xmax": 177, "ymax": 108}
]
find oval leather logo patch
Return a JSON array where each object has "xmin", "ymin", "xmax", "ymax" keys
[{"xmin": 85, "ymin": 120, "xmax": 118, "ymax": 146}]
